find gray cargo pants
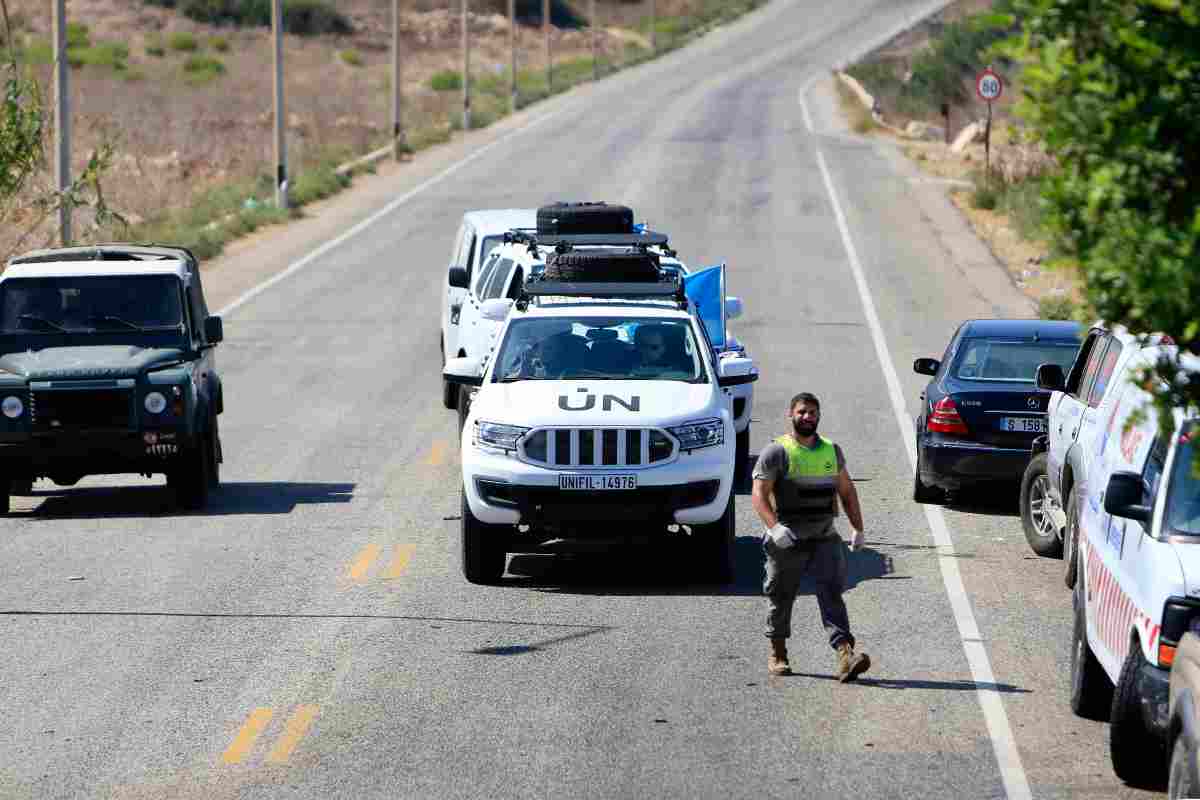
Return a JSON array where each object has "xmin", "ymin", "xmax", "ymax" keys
[{"xmin": 763, "ymin": 535, "xmax": 854, "ymax": 650}]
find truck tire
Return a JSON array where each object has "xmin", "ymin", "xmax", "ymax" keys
[
  {"xmin": 1070, "ymin": 555, "xmax": 1112, "ymax": 720},
  {"xmin": 1020, "ymin": 453, "xmax": 1063, "ymax": 558},
  {"xmin": 542, "ymin": 251, "xmax": 659, "ymax": 283},
  {"xmin": 735, "ymin": 425, "xmax": 750, "ymax": 486},
  {"xmin": 171, "ymin": 427, "xmax": 213, "ymax": 510},
  {"xmin": 441, "ymin": 339, "xmax": 458, "ymax": 410},
  {"xmin": 457, "ymin": 387, "xmax": 472, "ymax": 435},
  {"xmin": 461, "ymin": 488, "xmax": 506, "ymax": 584},
  {"xmin": 536, "ymin": 202, "xmax": 634, "ymax": 235},
  {"xmin": 693, "ymin": 495, "xmax": 735, "ymax": 584},
  {"xmin": 1110, "ymin": 642, "xmax": 1166, "ymax": 788},
  {"xmin": 1064, "ymin": 490, "xmax": 1080, "ymax": 589},
  {"xmin": 0, "ymin": 477, "xmax": 9, "ymax": 515}
]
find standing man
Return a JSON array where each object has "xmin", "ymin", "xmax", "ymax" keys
[{"xmin": 751, "ymin": 392, "xmax": 871, "ymax": 681}]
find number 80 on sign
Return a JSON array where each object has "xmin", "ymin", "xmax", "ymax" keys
[{"xmin": 976, "ymin": 68, "xmax": 1003, "ymax": 102}]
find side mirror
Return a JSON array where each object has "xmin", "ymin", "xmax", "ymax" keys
[
  {"xmin": 204, "ymin": 315, "xmax": 223, "ymax": 344},
  {"xmin": 724, "ymin": 296, "xmax": 744, "ymax": 321},
  {"xmin": 1104, "ymin": 471, "xmax": 1151, "ymax": 523},
  {"xmin": 443, "ymin": 356, "xmax": 483, "ymax": 387},
  {"xmin": 447, "ymin": 266, "xmax": 470, "ymax": 289},
  {"xmin": 479, "ymin": 298, "xmax": 512, "ymax": 323},
  {"xmin": 717, "ymin": 356, "xmax": 758, "ymax": 387},
  {"xmin": 913, "ymin": 357, "xmax": 940, "ymax": 376},
  {"xmin": 1036, "ymin": 363, "xmax": 1066, "ymax": 392}
]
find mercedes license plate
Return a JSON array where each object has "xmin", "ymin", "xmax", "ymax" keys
[
  {"xmin": 999, "ymin": 416, "xmax": 1047, "ymax": 433},
  {"xmin": 558, "ymin": 474, "xmax": 637, "ymax": 490}
]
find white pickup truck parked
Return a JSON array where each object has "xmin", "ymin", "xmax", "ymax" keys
[{"xmin": 443, "ymin": 246, "xmax": 757, "ymax": 585}]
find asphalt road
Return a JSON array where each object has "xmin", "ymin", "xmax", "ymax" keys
[{"xmin": 0, "ymin": 1, "xmax": 1164, "ymax": 798}]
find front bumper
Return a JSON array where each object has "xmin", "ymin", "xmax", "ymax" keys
[
  {"xmin": 919, "ymin": 435, "xmax": 1032, "ymax": 490},
  {"xmin": 463, "ymin": 445, "xmax": 732, "ymax": 526},
  {"xmin": 0, "ymin": 429, "xmax": 192, "ymax": 478}
]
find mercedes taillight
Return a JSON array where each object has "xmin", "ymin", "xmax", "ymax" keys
[{"xmin": 927, "ymin": 397, "xmax": 969, "ymax": 435}]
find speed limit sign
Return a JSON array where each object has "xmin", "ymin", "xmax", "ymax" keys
[{"xmin": 976, "ymin": 67, "xmax": 1003, "ymax": 102}]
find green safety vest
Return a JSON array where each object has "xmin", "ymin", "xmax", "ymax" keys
[{"xmin": 774, "ymin": 434, "xmax": 839, "ymax": 521}]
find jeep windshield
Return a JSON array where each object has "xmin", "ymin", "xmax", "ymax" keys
[
  {"xmin": 0, "ymin": 275, "xmax": 185, "ymax": 335},
  {"xmin": 1167, "ymin": 423, "xmax": 1200, "ymax": 536},
  {"xmin": 494, "ymin": 316, "xmax": 708, "ymax": 383}
]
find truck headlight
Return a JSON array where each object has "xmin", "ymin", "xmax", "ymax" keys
[
  {"xmin": 668, "ymin": 418, "xmax": 724, "ymax": 451},
  {"xmin": 2, "ymin": 395, "xmax": 24, "ymax": 418},
  {"xmin": 144, "ymin": 391, "xmax": 168, "ymax": 414},
  {"xmin": 473, "ymin": 421, "xmax": 529, "ymax": 453}
]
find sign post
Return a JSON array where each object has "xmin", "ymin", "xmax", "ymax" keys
[{"xmin": 975, "ymin": 66, "xmax": 1003, "ymax": 187}]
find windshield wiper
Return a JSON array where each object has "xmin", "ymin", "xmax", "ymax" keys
[
  {"xmin": 17, "ymin": 314, "xmax": 67, "ymax": 332},
  {"xmin": 88, "ymin": 314, "xmax": 145, "ymax": 332}
]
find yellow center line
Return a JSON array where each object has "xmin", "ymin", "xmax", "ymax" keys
[
  {"xmin": 347, "ymin": 543, "xmax": 382, "ymax": 583},
  {"xmin": 221, "ymin": 707, "xmax": 274, "ymax": 765},
  {"xmin": 382, "ymin": 544, "xmax": 417, "ymax": 579},
  {"xmin": 266, "ymin": 705, "xmax": 319, "ymax": 764},
  {"xmin": 426, "ymin": 440, "xmax": 449, "ymax": 467}
]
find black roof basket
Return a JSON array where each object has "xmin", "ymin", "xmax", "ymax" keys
[
  {"xmin": 504, "ymin": 228, "xmax": 675, "ymax": 256},
  {"xmin": 516, "ymin": 272, "xmax": 689, "ymax": 310}
]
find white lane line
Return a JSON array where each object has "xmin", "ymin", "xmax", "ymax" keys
[
  {"xmin": 800, "ymin": 77, "xmax": 1033, "ymax": 800},
  {"xmin": 216, "ymin": 108, "xmax": 566, "ymax": 318}
]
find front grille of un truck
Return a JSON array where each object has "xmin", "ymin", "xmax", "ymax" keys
[
  {"xmin": 520, "ymin": 428, "xmax": 676, "ymax": 469},
  {"xmin": 31, "ymin": 388, "xmax": 134, "ymax": 431}
]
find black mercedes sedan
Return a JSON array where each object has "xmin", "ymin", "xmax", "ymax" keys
[{"xmin": 913, "ymin": 318, "xmax": 1083, "ymax": 504}]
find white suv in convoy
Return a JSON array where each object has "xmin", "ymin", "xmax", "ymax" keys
[
  {"xmin": 1064, "ymin": 341, "xmax": 1200, "ymax": 788},
  {"xmin": 440, "ymin": 209, "xmax": 535, "ymax": 409},
  {"xmin": 443, "ymin": 234, "xmax": 757, "ymax": 585}
]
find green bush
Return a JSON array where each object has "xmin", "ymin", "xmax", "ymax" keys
[
  {"xmin": 182, "ymin": 54, "xmax": 225, "ymax": 84},
  {"xmin": 289, "ymin": 164, "xmax": 350, "ymax": 207},
  {"xmin": 970, "ymin": 181, "xmax": 1000, "ymax": 211},
  {"xmin": 66, "ymin": 22, "xmax": 90, "ymax": 48},
  {"xmin": 1037, "ymin": 293, "xmax": 1079, "ymax": 321},
  {"xmin": 143, "ymin": 0, "xmax": 350, "ymax": 35},
  {"xmin": 72, "ymin": 41, "xmax": 131, "ymax": 71},
  {"xmin": 338, "ymin": 48, "xmax": 363, "ymax": 67},
  {"xmin": 19, "ymin": 38, "xmax": 53, "ymax": 65},
  {"xmin": 168, "ymin": 31, "xmax": 199, "ymax": 52},
  {"xmin": 430, "ymin": 70, "xmax": 463, "ymax": 91},
  {"xmin": 209, "ymin": 35, "xmax": 230, "ymax": 52},
  {"xmin": 145, "ymin": 34, "xmax": 166, "ymax": 57}
]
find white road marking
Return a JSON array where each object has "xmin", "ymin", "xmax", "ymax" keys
[
  {"xmin": 800, "ymin": 77, "xmax": 1033, "ymax": 800},
  {"xmin": 216, "ymin": 108, "xmax": 566, "ymax": 318}
]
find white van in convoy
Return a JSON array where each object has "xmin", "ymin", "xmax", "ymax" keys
[
  {"xmin": 443, "ymin": 228, "xmax": 757, "ymax": 586},
  {"xmin": 1066, "ymin": 342, "xmax": 1200, "ymax": 787}
]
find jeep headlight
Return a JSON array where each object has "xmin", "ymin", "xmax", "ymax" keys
[
  {"xmin": 144, "ymin": 391, "xmax": 168, "ymax": 414},
  {"xmin": 2, "ymin": 395, "xmax": 23, "ymax": 419},
  {"xmin": 668, "ymin": 418, "xmax": 724, "ymax": 451},
  {"xmin": 473, "ymin": 421, "xmax": 529, "ymax": 453}
]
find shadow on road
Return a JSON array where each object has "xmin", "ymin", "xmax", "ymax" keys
[
  {"xmin": 940, "ymin": 485, "xmax": 1021, "ymax": 518},
  {"xmin": 14, "ymin": 481, "xmax": 355, "ymax": 519},
  {"xmin": 787, "ymin": 671, "xmax": 1032, "ymax": 693},
  {"xmin": 504, "ymin": 536, "xmax": 900, "ymax": 597}
]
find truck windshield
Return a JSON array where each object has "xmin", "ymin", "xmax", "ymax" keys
[
  {"xmin": 953, "ymin": 339, "xmax": 1080, "ymax": 382},
  {"xmin": 494, "ymin": 316, "xmax": 708, "ymax": 383},
  {"xmin": 0, "ymin": 275, "xmax": 184, "ymax": 334},
  {"xmin": 1168, "ymin": 425, "xmax": 1200, "ymax": 536}
]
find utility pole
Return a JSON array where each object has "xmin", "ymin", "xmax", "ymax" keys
[
  {"xmin": 52, "ymin": 0, "xmax": 70, "ymax": 245},
  {"xmin": 462, "ymin": 0, "xmax": 470, "ymax": 130},
  {"xmin": 649, "ymin": 0, "xmax": 655, "ymax": 53},
  {"xmin": 391, "ymin": 0, "xmax": 407, "ymax": 160},
  {"xmin": 543, "ymin": 0, "xmax": 551, "ymax": 93},
  {"xmin": 590, "ymin": 0, "xmax": 597, "ymax": 81},
  {"xmin": 271, "ymin": 0, "xmax": 288, "ymax": 209},
  {"xmin": 508, "ymin": 0, "xmax": 516, "ymax": 113}
]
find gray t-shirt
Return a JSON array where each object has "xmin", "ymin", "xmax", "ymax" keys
[{"xmin": 752, "ymin": 439, "xmax": 846, "ymax": 540}]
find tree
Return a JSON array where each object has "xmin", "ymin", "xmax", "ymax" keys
[{"xmin": 1002, "ymin": 0, "xmax": 1200, "ymax": 426}]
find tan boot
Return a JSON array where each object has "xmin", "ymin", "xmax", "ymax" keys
[
  {"xmin": 836, "ymin": 642, "xmax": 870, "ymax": 683},
  {"xmin": 768, "ymin": 638, "xmax": 792, "ymax": 676}
]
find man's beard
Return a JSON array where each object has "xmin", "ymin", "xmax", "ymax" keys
[{"xmin": 793, "ymin": 419, "xmax": 818, "ymax": 437}]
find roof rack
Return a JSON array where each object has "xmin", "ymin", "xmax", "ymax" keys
[
  {"xmin": 516, "ymin": 273, "xmax": 689, "ymax": 311},
  {"xmin": 503, "ymin": 228, "xmax": 676, "ymax": 257}
]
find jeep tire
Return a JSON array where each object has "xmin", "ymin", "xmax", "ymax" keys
[
  {"xmin": 171, "ymin": 425, "xmax": 214, "ymax": 510},
  {"xmin": 1070, "ymin": 552, "xmax": 1112, "ymax": 720},
  {"xmin": 1020, "ymin": 453, "xmax": 1063, "ymax": 558},
  {"xmin": 693, "ymin": 494, "xmax": 735, "ymax": 584},
  {"xmin": 1110, "ymin": 642, "xmax": 1166, "ymax": 788},
  {"xmin": 461, "ymin": 487, "xmax": 506, "ymax": 584},
  {"xmin": 542, "ymin": 251, "xmax": 659, "ymax": 283},
  {"xmin": 536, "ymin": 202, "xmax": 633, "ymax": 236}
]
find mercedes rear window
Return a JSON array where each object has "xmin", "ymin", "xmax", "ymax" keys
[{"xmin": 953, "ymin": 339, "xmax": 1080, "ymax": 382}]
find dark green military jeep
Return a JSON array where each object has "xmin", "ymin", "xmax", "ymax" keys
[{"xmin": 0, "ymin": 245, "xmax": 225, "ymax": 512}]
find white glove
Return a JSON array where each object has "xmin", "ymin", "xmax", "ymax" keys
[
  {"xmin": 767, "ymin": 523, "xmax": 798, "ymax": 549},
  {"xmin": 849, "ymin": 528, "xmax": 865, "ymax": 552}
]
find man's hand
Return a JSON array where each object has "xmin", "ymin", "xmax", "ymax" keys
[
  {"xmin": 767, "ymin": 523, "xmax": 797, "ymax": 549},
  {"xmin": 849, "ymin": 527, "xmax": 865, "ymax": 552}
]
